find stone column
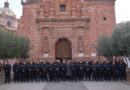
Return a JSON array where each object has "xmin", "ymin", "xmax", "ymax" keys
[
  {"xmin": 50, "ymin": 0, "xmax": 55, "ymax": 18},
  {"xmin": 71, "ymin": 0, "xmax": 77, "ymax": 17},
  {"xmin": 44, "ymin": 1, "xmax": 50, "ymax": 17}
]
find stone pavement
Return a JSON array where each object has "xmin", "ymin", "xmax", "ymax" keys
[
  {"xmin": 0, "ymin": 82, "xmax": 46, "ymax": 90},
  {"xmin": 83, "ymin": 81, "xmax": 130, "ymax": 90},
  {"xmin": 0, "ymin": 81, "xmax": 130, "ymax": 90},
  {"xmin": 43, "ymin": 82, "xmax": 87, "ymax": 90}
]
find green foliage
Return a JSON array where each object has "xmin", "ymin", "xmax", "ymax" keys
[
  {"xmin": 97, "ymin": 21, "xmax": 130, "ymax": 57},
  {"xmin": 96, "ymin": 35, "xmax": 113, "ymax": 57},
  {"xmin": 0, "ymin": 29, "xmax": 30, "ymax": 59}
]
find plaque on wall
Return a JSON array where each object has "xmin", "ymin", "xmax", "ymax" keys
[
  {"xmin": 43, "ymin": 53, "xmax": 49, "ymax": 57},
  {"xmin": 91, "ymin": 53, "xmax": 96, "ymax": 57},
  {"xmin": 79, "ymin": 52, "xmax": 84, "ymax": 57}
]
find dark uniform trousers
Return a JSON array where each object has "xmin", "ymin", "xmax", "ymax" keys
[{"xmin": 4, "ymin": 64, "xmax": 11, "ymax": 83}]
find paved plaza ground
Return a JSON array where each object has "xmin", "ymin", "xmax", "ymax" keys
[{"xmin": 0, "ymin": 81, "xmax": 130, "ymax": 90}]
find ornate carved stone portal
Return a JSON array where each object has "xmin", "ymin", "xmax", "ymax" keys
[{"xmin": 18, "ymin": 0, "xmax": 116, "ymax": 60}]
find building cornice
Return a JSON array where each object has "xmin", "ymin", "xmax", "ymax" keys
[{"xmin": 36, "ymin": 17, "xmax": 90, "ymax": 23}]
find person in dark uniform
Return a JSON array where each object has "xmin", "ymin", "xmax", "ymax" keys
[
  {"xmin": 95, "ymin": 61, "xmax": 100, "ymax": 81},
  {"xmin": 112, "ymin": 60, "xmax": 117, "ymax": 81},
  {"xmin": 16, "ymin": 61, "xmax": 21, "ymax": 82},
  {"xmin": 59, "ymin": 60, "xmax": 63, "ymax": 81},
  {"xmin": 118, "ymin": 60, "xmax": 123, "ymax": 80},
  {"xmin": 115, "ymin": 60, "xmax": 121, "ymax": 81},
  {"xmin": 98, "ymin": 61, "xmax": 104, "ymax": 81},
  {"xmin": 46, "ymin": 60, "xmax": 50, "ymax": 82},
  {"xmin": 92, "ymin": 61, "xmax": 97, "ymax": 81},
  {"xmin": 31, "ymin": 61, "xmax": 36, "ymax": 81},
  {"xmin": 38, "ymin": 61, "xmax": 43, "ymax": 82},
  {"xmin": 3, "ymin": 61, "xmax": 11, "ymax": 83},
  {"xmin": 121, "ymin": 60, "xmax": 127, "ymax": 81},
  {"xmin": 109, "ymin": 60, "xmax": 113, "ymax": 81},
  {"xmin": 34, "ymin": 61, "xmax": 40, "ymax": 82},
  {"xmin": 77, "ymin": 61, "xmax": 84, "ymax": 81},
  {"xmin": 19, "ymin": 61, "xmax": 23, "ymax": 82},
  {"xmin": 48, "ymin": 60, "xmax": 54, "ymax": 82},
  {"xmin": 71, "ymin": 60, "xmax": 77, "ymax": 81},
  {"xmin": 26, "ymin": 61, "xmax": 33, "ymax": 82},
  {"xmin": 41, "ymin": 61, "xmax": 47, "ymax": 81},
  {"xmin": 102, "ymin": 61, "xmax": 107, "ymax": 81},
  {"xmin": 84, "ymin": 60, "xmax": 92, "ymax": 81},
  {"xmin": 54, "ymin": 60, "xmax": 60, "ymax": 82},
  {"xmin": 13, "ymin": 61, "xmax": 19, "ymax": 82},
  {"xmin": 66, "ymin": 60, "xmax": 72, "ymax": 81},
  {"xmin": 119, "ymin": 59, "xmax": 127, "ymax": 81},
  {"xmin": 0, "ymin": 63, "xmax": 2, "ymax": 73},
  {"xmin": 61, "ymin": 60, "xmax": 67, "ymax": 81},
  {"xmin": 106, "ymin": 61, "xmax": 111, "ymax": 81},
  {"xmin": 20, "ymin": 61, "xmax": 27, "ymax": 82},
  {"xmin": 24, "ymin": 61, "xmax": 28, "ymax": 82}
]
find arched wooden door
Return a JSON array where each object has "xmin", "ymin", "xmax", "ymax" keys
[{"xmin": 55, "ymin": 39, "xmax": 72, "ymax": 60}]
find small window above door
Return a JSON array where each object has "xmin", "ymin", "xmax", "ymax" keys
[{"xmin": 60, "ymin": 4, "xmax": 66, "ymax": 12}]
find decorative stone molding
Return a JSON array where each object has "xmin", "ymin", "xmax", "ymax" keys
[
  {"xmin": 21, "ymin": 0, "xmax": 41, "ymax": 5},
  {"xmin": 36, "ymin": 17, "xmax": 90, "ymax": 23},
  {"xmin": 18, "ymin": 0, "xmax": 116, "ymax": 59}
]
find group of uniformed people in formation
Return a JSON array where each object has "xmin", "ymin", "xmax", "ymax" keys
[{"xmin": 2, "ymin": 58, "xmax": 127, "ymax": 83}]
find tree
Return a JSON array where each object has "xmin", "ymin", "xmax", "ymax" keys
[
  {"xmin": 111, "ymin": 21, "xmax": 130, "ymax": 56},
  {"xmin": 96, "ymin": 21, "xmax": 130, "ymax": 57},
  {"xmin": 0, "ymin": 28, "xmax": 30, "ymax": 60},
  {"xmin": 96, "ymin": 35, "xmax": 113, "ymax": 57}
]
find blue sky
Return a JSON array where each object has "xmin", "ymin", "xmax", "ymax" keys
[{"xmin": 0, "ymin": 0, "xmax": 130, "ymax": 23}]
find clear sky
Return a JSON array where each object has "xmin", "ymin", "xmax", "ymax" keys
[{"xmin": 0, "ymin": 0, "xmax": 130, "ymax": 23}]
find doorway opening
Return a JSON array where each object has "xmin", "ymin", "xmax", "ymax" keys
[{"xmin": 55, "ymin": 38, "xmax": 72, "ymax": 62}]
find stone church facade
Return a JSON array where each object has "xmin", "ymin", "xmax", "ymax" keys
[
  {"xmin": 0, "ymin": 1, "xmax": 17, "ymax": 31},
  {"xmin": 18, "ymin": 0, "xmax": 116, "ymax": 60}
]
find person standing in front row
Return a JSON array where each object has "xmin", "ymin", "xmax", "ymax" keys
[
  {"xmin": 66, "ymin": 60, "xmax": 72, "ymax": 81},
  {"xmin": 3, "ymin": 61, "xmax": 11, "ymax": 83}
]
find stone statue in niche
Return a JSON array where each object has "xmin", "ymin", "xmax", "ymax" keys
[
  {"xmin": 44, "ymin": 1, "xmax": 50, "ymax": 11},
  {"xmin": 76, "ymin": 0, "xmax": 82, "ymax": 16},
  {"xmin": 39, "ymin": 3, "xmax": 44, "ymax": 8},
  {"xmin": 76, "ymin": 0, "xmax": 82, "ymax": 9},
  {"xmin": 44, "ymin": 36, "xmax": 49, "ymax": 53},
  {"xmin": 72, "ymin": 0, "xmax": 76, "ymax": 8},
  {"xmin": 49, "ymin": 0, "xmax": 55, "ymax": 17},
  {"xmin": 71, "ymin": 0, "xmax": 77, "ymax": 16},
  {"xmin": 44, "ymin": 1, "xmax": 51, "ymax": 17},
  {"xmin": 78, "ymin": 36, "xmax": 83, "ymax": 53}
]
